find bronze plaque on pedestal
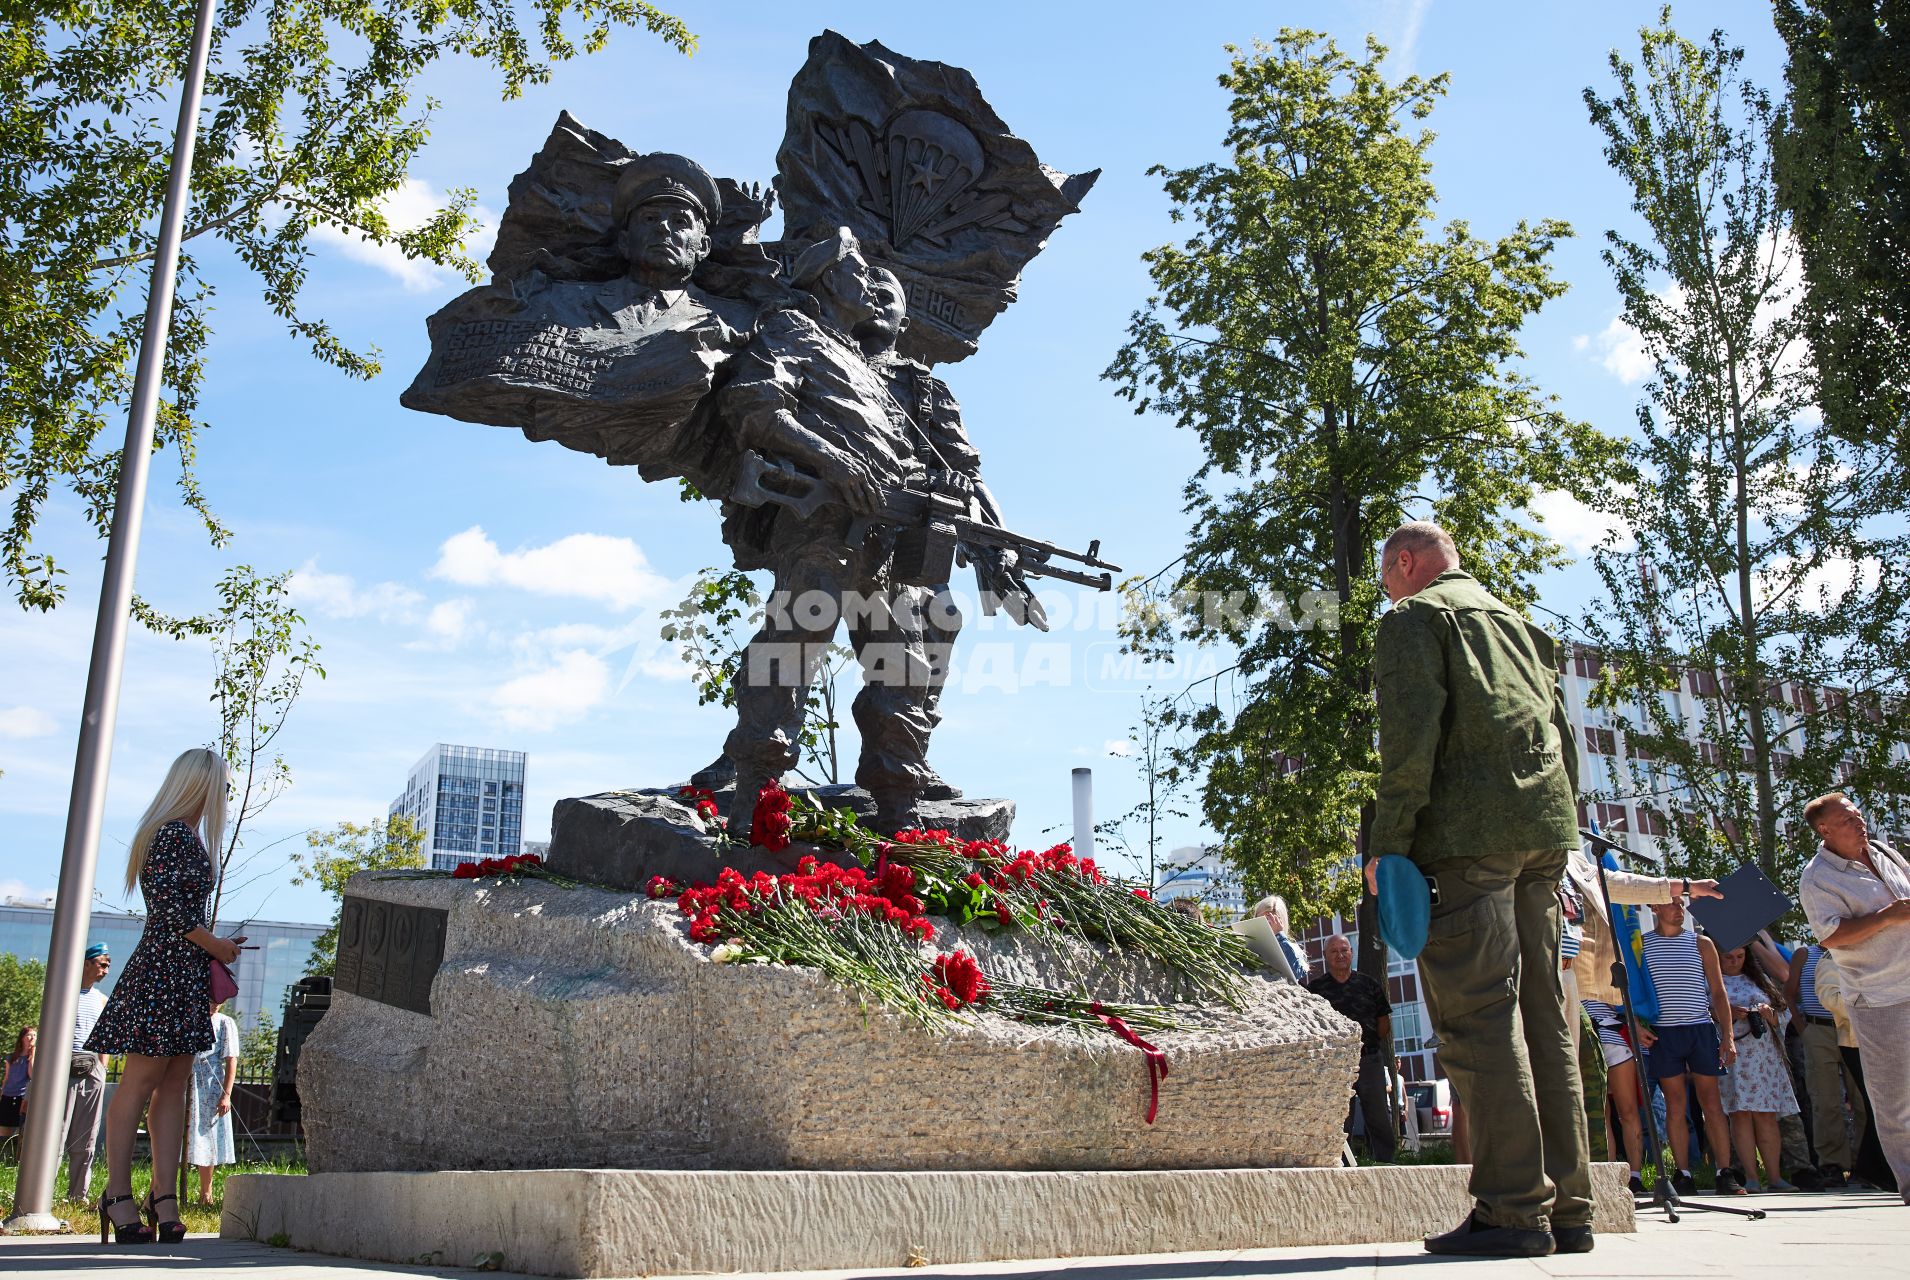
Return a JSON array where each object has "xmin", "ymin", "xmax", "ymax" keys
[{"xmin": 336, "ymin": 895, "xmax": 447, "ymax": 1015}]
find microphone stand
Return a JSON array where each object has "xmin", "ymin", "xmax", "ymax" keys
[{"xmin": 1579, "ymin": 828, "xmax": 1765, "ymax": 1224}]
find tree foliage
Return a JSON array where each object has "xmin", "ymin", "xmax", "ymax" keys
[
  {"xmin": 290, "ymin": 815, "xmax": 427, "ymax": 975},
  {"xmin": 1578, "ymin": 13, "xmax": 1910, "ymax": 886},
  {"xmin": 1092, "ymin": 692, "xmax": 1194, "ymax": 889},
  {"xmin": 200, "ymin": 565, "xmax": 323, "ymax": 928},
  {"xmin": 236, "ymin": 1008, "xmax": 278, "ymax": 1078},
  {"xmin": 0, "ymin": 954, "xmax": 48, "ymax": 1047},
  {"xmin": 1772, "ymin": 0, "xmax": 1910, "ymax": 467},
  {"xmin": 1, "ymin": 0, "xmax": 694, "ymax": 612},
  {"xmin": 1105, "ymin": 32, "xmax": 1615, "ymax": 930}
]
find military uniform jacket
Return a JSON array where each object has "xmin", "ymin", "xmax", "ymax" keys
[{"xmin": 1371, "ymin": 570, "xmax": 1581, "ymax": 864}]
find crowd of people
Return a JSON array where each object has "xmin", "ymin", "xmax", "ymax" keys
[
  {"xmin": 7, "ymin": 519, "xmax": 1906, "ymax": 1262},
  {"xmin": 1334, "ymin": 520, "xmax": 1910, "ymax": 1257}
]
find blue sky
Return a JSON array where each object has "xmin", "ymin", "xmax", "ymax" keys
[{"xmin": 0, "ymin": 1, "xmax": 1793, "ymax": 926}]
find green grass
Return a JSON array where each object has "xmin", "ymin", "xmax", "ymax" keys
[
  {"xmin": 0, "ymin": 1153, "xmax": 306, "ymax": 1235},
  {"xmin": 1354, "ymin": 1139, "xmax": 1458, "ymax": 1166}
]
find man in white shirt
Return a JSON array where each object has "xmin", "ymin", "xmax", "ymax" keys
[
  {"xmin": 59, "ymin": 942, "xmax": 112, "ymax": 1201},
  {"xmin": 1799, "ymin": 793, "xmax": 1910, "ymax": 1203}
]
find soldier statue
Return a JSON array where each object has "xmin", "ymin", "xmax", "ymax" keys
[
  {"xmin": 402, "ymin": 36, "xmax": 1111, "ymax": 838},
  {"xmin": 716, "ymin": 232, "xmax": 1050, "ymax": 833}
]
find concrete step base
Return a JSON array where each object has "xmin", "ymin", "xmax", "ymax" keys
[{"xmin": 223, "ymin": 1163, "xmax": 1636, "ymax": 1277}]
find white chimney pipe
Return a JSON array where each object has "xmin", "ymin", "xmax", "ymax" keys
[{"xmin": 1071, "ymin": 767, "xmax": 1093, "ymax": 860}]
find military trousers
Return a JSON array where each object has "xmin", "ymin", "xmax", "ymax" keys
[
  {"xmin": 1416, "ymin": 845, "xmax": 1592, "ymax": 1231},
  {"xmin": 62, "ymin": 1069, "xmax": 104, "ymax": 1200},
  {"xmin": 726, "ymin": 530, "xmax": 956, "ymax": 826},
  {"xmin": 1800, "ymin": 1018, "xmax": 1862, "ymax": 1169}
]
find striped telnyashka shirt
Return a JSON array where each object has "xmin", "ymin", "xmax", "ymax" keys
[{"xmin": 1642, "ymin": 928, "xmax": 1713, "ymax": 1026}]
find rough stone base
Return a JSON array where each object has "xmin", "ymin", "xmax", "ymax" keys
[
  {"xmin": 224, "ymin": 1164, "xmax": 1638, "ymax": 1277},
  {"xmin": 302, "ymin": 873, "xmax": 1359, "ymax": 1174},
  {"xmin": 548, "ymin": 783, "xmax": 1016, "ymax": 891}
]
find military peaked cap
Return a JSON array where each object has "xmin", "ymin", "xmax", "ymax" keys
[{"xmin": 612, "ymin": 152, "xmax": 722, "ymax": 226}]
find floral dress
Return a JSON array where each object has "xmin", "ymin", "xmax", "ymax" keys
[
  {"xmin": 85, "ymin": 820, "xmax": 215, "ymax": 1058},
  {"xmin": 1717, "ymin": 972, "xmax": 1800, "ymax": 1116}
]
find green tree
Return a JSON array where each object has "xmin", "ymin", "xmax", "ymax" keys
[
  {"xmin": 1104, "ymin": 32, "xmax": 1614, "ymax": 953},
  {"xmin": 657, "ymin": 566, "xmax": 852, "ymax": 786},
  {"xmin": 290, "ymin": 815, "xmax": 427, "ymax": 975},
  {"xmin": 1773, "ymin": 0, "xmax": 1910, "ymax": 467},
  {"xmin": 1093, "ymin": 691, "xmax": 1194, "ymax": 889},
  {"xmin": 0, "ymin": 955, "xmax": 48, "ymax": 1047},
  {"xmin": 236, "ymin": 1009, "xmax": 279, "ymax": 1080},
  {"xmin": 1, "ymin": 0, "xmax": 693, "ymax": 613},
  {"xmin": 203, "ymin": 566, "xmax": 323, "ymax": 928},
  {"xmin": 1578, "ymin": 14, "xmax": 1910, "ymax": 886}
]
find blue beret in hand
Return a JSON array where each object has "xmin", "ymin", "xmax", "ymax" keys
[{"xmin": 1374, "ymin": 855, "xmax": 1431, "ymax": 960}]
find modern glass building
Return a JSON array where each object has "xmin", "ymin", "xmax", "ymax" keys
[
  {"xmin": 388, "ymin": 743, "xmax": 528, "ymax": 871},
  {"xmin": 1152, "ymin": 845, "xmax": 1248, "ymax": 918},
  {"xmin": 0, "ymin": 900, "xmax": 323, "ymax": 1031}
]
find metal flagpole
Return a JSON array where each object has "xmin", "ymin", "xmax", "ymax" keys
[{"xmin": 4, "ymin": 0, "xmax": 221, "ymax": 1230}]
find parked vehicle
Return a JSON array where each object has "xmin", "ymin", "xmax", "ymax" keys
[{"xmin": 1407, "ymin": 1079, "xmax": 1454, "ymax": 1137}]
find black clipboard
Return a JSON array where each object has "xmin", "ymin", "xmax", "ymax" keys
[{"xmin": 1688, "ymin": 863, "xmax": 1794, "ymax": 952}]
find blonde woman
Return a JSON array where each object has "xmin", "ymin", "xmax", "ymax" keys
[{"xmin": 83, "ymin": 748, "xmax": 245, "ymax": 1244}]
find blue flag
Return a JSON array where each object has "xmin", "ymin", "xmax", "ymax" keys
[{"xmin": 1603, "ymin": 850, "xmax": 1660, "ymax": 1023}]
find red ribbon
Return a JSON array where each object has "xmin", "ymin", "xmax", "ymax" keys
[
  {"xmin": 873, "ymin": 842, "xmax": 891, "ymax": 879},
  {"xmin": 1091, "ymin": 1002, "xmax": 1170, "ymax": 1124}
]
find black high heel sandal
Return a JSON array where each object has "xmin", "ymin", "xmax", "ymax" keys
[
  {"xmin": 99, "ymin": 1193, "xmax": 154, "ymax": 1244},
  {"xmin": 144, "ymin": 1190, "xmax": 188, "ymax": 1244}
]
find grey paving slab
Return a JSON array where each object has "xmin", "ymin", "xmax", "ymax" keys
[{"xmin": 3, "ymin": 1191, "xmax": 1906, "ymax": 1280}]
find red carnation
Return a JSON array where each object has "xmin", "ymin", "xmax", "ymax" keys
[
  {"xmin": 646, "ymin": 875, "xmax": 679, "ymax": 899},
  {"xmin": 930, "ymin": 951, "xmax": 990, "ymax": 1007},
  {"xmin": 750, "ymin": 780, "xmax": 794, "ymax": 852},
  {"xmin": 453, "ymin": 863, "xmax": 478, "ymax": 880}
]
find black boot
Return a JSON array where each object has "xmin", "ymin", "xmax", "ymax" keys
[
  {"xmin": 1552, "ymin": 1224, "xmax": 1594, "ymax": 1254},
  {"xmin": 1423, "ymin": 1211, "xmax": 1554, "ymax": 1258}
]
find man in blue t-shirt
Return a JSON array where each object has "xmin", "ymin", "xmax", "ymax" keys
[{"xmin": 1639, "ymin": 900, "xmax": 1743, "ymax": 1195}]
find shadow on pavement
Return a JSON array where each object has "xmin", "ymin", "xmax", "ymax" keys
[{"xmin": 0, "ymin": 1236, "xmax": 494, "ymax": 1277}]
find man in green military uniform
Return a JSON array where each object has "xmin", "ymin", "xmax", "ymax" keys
[{"xmin": 1369, "ymin": 521, "xmax": 1592, "ymax": 1258}]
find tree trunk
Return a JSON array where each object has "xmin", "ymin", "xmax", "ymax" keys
[{"xmin": 1726, "ymin": 357, "xmax": 1780, "ymax": 878}]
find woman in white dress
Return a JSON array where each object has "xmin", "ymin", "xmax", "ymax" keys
[
  {"xmin": 1718, "ymin": 944, "xmax": 1801, "ymax": 1191},
  {"xmin": 187, "ymin": 999, "xmax": 241, "ymax": 1205}
]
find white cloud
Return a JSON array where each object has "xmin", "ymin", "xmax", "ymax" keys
[
  {"xmin": 1105, "ymin": 738, "xmax": 1133, "ymax": 758},
  {"xmin": 1531, "ymin": 489, "xmax": 1634, "ymax": 555},
  {"xmin": 424, "ymin": 598, "xmax": 477, "ymax": 645},
  {"xmin": 1576, "ymin": 232, "xmax": 1818, "ymax": 414},
  {"xmin": 1583, "ymin": 311, "xmax": 1655, "ymax": 385},
  {"xmin": 0, "ymin": 878, "xmax": 55, "ymax": 907},
  {"xmin": 1380, "ymin": 0, "xmax": 1432, "ymax": 79},
  {"xmin": 0, "ymin": 706, "xmax": 58, "ymax": 739},
  {"xmin": 1757, "ymin": 554, "xmax": 1884, "ymax": 613},
  {"xmin": 491, "ymin": 650, "xmax": 610, "ymax": 732},
  {"xmin": 309, "ymin": 178, "xmax": 499, "ymax": 293},
  {"xmin": 432, "ymin": 527, "xmax": 672, "ymax": 611},
  {"xmin": 288, "ymin": 562, "xmax": 423, "ymax": 621}
]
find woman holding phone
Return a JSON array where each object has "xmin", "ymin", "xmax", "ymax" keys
[{"xmin": 84, "ymin": 748, "xmax": 246, "ymax": 1244}]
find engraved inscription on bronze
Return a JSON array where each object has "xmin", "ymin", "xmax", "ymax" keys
[{"xmin": 336, "ymin": 895, "xmax": 448, "ymax": 1015}]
